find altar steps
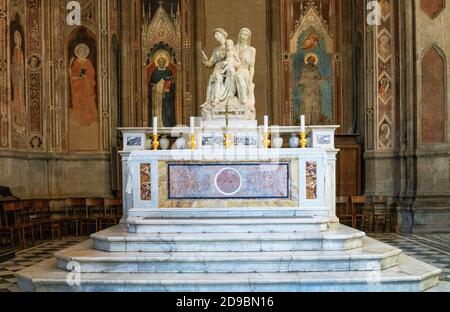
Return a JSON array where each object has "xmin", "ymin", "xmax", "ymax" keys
[
  {"xmin": 127, "ymin": 216, "xmax": 329, "ymax": 234},
  {"xmin": 54, "ymin": 238, "xmax": 401, "ymax": 274},
  {"xmin": 128, "ymin": 208, "xmax": 330, "ymax": 219},
  {"xmin": 93, "ymin": 225, "xmax": 365, "ymax": 252},
  {"xmin": 16, "ymin": 254, "xmax": 441, "ymax": 292}
]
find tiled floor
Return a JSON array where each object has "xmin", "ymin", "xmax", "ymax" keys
[
  {"xmin": 369, "ymin": 233, "xmax": 450, "ymax": 284},
  {"xmin": 0, "ymin": 233, "xmax": 449, "ymax": 292},
  {"xmin": 0, "ymin": 237, "xmax": 87, "ymax": 292}
]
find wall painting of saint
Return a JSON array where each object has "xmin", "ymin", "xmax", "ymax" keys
[
  {"xmin": 146, "ymin": 48, "xmax": 177, "ymax": 128},
  {"xmin": 292, "ymin": 28, "xmax": 333, "ymax": 126},
  {"xmin": 10, "ymin": 13, "xmax": 27, "ymax": 147},
  {"xmin": 67, "ymin": 28, "xmax": 99, "ymax": 151}
]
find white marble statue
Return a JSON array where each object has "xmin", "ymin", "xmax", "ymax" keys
[{"xmin": 201, "ymin": 28, "xmax": 256, "ymax": 121}]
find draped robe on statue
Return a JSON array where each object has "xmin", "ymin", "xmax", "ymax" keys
[{"xmin": 147, "ymin": 62, "xmax": 177, "ymax": 127}]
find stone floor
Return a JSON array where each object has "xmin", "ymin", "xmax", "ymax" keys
[{"xmin": 1, "ymin": 233, "xmax": 449, "ymax": 292}]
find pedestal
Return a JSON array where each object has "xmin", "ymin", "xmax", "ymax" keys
[{"xmin": 201, "ymin": 119, "xmax": 259, "ymax": 149}]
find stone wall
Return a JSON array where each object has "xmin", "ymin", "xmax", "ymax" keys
[{"xmin": 412, "ymin": 0, "xmax": 450, "ymax": 233}]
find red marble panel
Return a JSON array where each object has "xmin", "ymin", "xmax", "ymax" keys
[{"xmin": 421, "ymin": 47, "xmax": 446, "ymax": 144}]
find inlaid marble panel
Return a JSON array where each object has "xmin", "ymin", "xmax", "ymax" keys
[
  {"xmin": 158, "ymin": 160, "xmax": 299, "ymax": 209},
  {"xmin": 168, "ymin": 163, "xmax": 290, "ymax": 200},
  {"xmin": 306, "ymin": 161, "xmax": 318, "ymax": 200},
  {"xmin": 140, "ymin": 163, "xmax": 151, "ymax": 201}
]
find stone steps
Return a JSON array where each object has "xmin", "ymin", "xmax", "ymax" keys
[
  {"xmin": 92, "ymin": 225, "xmax": 365, "ymax": 252},
  {"xmin": 16, "ymin": 254, "xmax": 441, "ymax": 292},
  {"xmin": 127, "ymin": 216, "xmax": 329, "ymax": 234},
  {"xmin": 128, "ymin": 208, "xmax": 330, "ymax": 219},
  {"xmin": 54, "ymin": 238, "xmax": 401, "ymax": 274}
]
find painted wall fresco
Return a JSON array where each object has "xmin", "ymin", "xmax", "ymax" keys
[
  {"xmin": 292, "ymin": 28, "xmax": 332, "ymax": 125},
  {"xmin": 421, "ymin": 47, "xmax": 446, "ymax": 144},
  {"xmin": 420, "ymin": 0, "xmax": 445, "ymax": 19},
  {"xmin": 282, "ymin": 0, "xmax": 335, "ymax": 126},
  {"xmin": 10, "ymin": 12, "xmax": 26, "ymax": 148},
  {"xmin": 142, "ymin": 0, "xmax": 180, "ymax": 127},
  {"xmin": 67, "ymin": 27, "xmax": 99, "ymax": 151},
  {"xmin": 0, "ymin": 0, "xmax": 7, "ymax": 148},
  {"xmin": 376, "ymin": 0, "xmax": 395, "ymax": 150},
  {"xmin": 168, "ymin": 163, "xmax": 290, "ymax": 200},
  {"xmin": 140, "ymin": 163, "xmax": 151, "ymax": 201}
]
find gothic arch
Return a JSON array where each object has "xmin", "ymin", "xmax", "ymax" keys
[{"xmin": 420, "ymin": 45, "xmax": 447, "ymax": 144}]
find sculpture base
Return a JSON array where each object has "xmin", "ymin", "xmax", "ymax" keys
[{"xmin": 201, "ymin": 120, "xmax": 259, "ymax": 148}]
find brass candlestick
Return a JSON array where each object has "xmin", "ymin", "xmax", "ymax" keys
[
  {"xmin": 152, "ymin": 134, "xmax": 160, "ymax": 151},
  {"xmin": 263, "ymin": 132, "xmax": 271, "ymax": 149},
  {"xmin": 299, "ymin": 131, "xmax": 307, "ymax": 149},
  {"xmin": 224, "ymin": 132, "xmax": 233, "ymax": 149},
  {"xmin": 190, "ymin": 133, "xmax": 196, "ymax": 150}
]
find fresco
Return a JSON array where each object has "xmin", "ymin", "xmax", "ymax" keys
[{"xmin": 67, "ymin": 27, "xmax": 99, "ymax": 151}]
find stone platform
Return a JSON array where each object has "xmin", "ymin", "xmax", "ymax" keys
[{"xmin": 16, "ymin": 209, "xmax": 441, "ymax": 292}]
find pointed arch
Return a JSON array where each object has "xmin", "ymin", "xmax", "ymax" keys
[{"xmin": 420, "ymin": 45, "xmax": 447, "ymax": 144}]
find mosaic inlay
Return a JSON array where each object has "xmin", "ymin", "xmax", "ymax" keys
[{"xmin": 168, "ymin": 163, "xmax": 290, "ymax": 200}]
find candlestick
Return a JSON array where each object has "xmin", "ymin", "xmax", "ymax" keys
[
  {"xmin": 190, "ymin": 133, "xmax": 196, "ymax": 150},
  {"xmin": 299, "ymin": 131, "xmax": 307, "ymax": 149},
  {"xmin": 300, "ymin": 115, "xmax": 306, "ymax": 133},
  {"xmin": 152, "ymin": 134, "xmax": 160, "ymax": 151},
  {"xmin": 224, "ymin": 132, "xmax": 233, "ymax": 149},
  {"xmin": 263, "ymin": 132, "xmax": 271, "ymax": 149},
  {"xmin": 153, "ymin": 117, "xmax": 158, "ymax": 135}
]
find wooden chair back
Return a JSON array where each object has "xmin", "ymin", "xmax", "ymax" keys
[
  {"xmin": 104, "ymin": 198, "xmax": 122, "ymax": 218},
  {"xmin": 85, "ymin": 198, "xmax": 104, "ymax": 218},
  {"xmin": 65, "ymin": 198, "xmax": 85, "ymax": 218}
]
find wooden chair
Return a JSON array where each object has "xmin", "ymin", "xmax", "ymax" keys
[
  {"xmin": 2, "ymin": 202, "xmax": 35, "ymax": 249},
  {"xmin": 336, "ymin": 196, "xmax": 352, "ymax": 227},
  {"xmin": 0, "ymin": 202, "xmax": 22, "ymax": 248},
  {"xmin": 33, "ymin": 200, "xmax": 61, "ymax": 241},
  {"xmin": 350, "ymin": 196, "xmax": 372, "ymax": 231},
  {"xmin": 99, "ymin": 198, "xmax": 122, "ymax": 230},
  {"xmin": 371, "ymin": 196, "xmax": 392, "ymax": 233},
  {"xmin": 63, "ymin": 199, "xmax": 84, "ymax": 237},
  {"xmin": 80, "ymin": 198, "xmax": 103, "ymax": 235}
]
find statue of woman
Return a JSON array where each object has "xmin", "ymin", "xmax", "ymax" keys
[
  {"xmin": 235, "ymin": 28, "xmax": 256, "ymax": 119},
  {"xmin": 201, "ymin": 28, "xmax": 229, "ymax": 120}
]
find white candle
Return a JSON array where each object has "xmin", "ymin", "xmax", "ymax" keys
[
  {"xmin": 190, "ymin": 117, "xmax": 195, "ymax": 134},
  {"xmin": 300, "ymin": 115, "xmax": 306, "ymax": 133},
  {"xmin": 153, "ymin": 117, "xmax": 158, "ymax": 135},
  {"xmin": 264, "ymin": 115, "xmax": 269, "ymax": 133}
]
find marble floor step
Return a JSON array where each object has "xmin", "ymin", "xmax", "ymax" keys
[
  {"xmin": 128, "ymin": 208, "xmax": 330, "ymax": 219},
  {"xmin": 16, "ymin": 254, "xmax": 441, "ymax": 292},
  {"xmin": 92, "ymin": 225, "xmax": 365, "ymax": 252},
  {"xmin": 53, "ymin": 238, "xmax": 401, "ymax": 273},
  {"xmin": 127, "ymin": 216, "xmax": 329, "ymax": 234}
]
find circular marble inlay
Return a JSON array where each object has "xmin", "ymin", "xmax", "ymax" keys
[{"xmin": 214, "ymin": 168, "xmax": 243, "ymax": 196}]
